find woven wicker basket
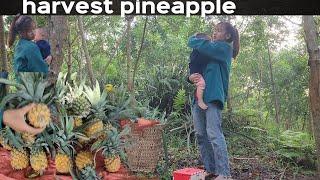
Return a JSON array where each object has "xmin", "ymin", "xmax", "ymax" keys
[{"xmin": 126, "ymin": 123, "xmax": 164, "ymax": 172}]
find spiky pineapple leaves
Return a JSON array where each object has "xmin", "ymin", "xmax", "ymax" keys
[{"xmin": 0, "ymin": 72, "xmax": 54, "ymax": 109}]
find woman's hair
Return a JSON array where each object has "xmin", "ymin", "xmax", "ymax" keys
[
  {"xmin": 217, "ymin": 22, "xmax": 240, "ymax": 58},
  {"xmin": 8, "ymin": 15, "xmax": 34, "ymax": 47}
]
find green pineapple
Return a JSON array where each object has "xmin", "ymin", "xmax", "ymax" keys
[{"xmin": 63, "ymin": 83, "xmax": 90, "ymax": 118}]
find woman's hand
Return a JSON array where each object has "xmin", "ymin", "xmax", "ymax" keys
[
  {"xmin": 3, "ymin": 103, "xmax": 45, "ymax": 135},
  {"xmin": 189, "ymin": 73, "xmax": 202, "ymax": 83}
]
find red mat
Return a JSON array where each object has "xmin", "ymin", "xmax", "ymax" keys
[{"xmin": 0, "ymin": 148, "xmax": 145, "ymax": 180}]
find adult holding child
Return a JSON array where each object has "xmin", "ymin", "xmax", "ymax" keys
[
  {"xmin": 188, "ymin": 22, "xmax": 240, "ymax": 180},
  {"xmin": 0, "ymin": 15, "xmax": 48, "ymax": 134}
]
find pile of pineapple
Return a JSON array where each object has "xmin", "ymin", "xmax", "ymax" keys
[{"xmin": 0, "ymin": 72, "xmax": 129, "ymax": 179}]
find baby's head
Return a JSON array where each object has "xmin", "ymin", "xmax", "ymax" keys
[{"xmin": 34, "ymin": 28, "xmax": 48, "ymax": 41}]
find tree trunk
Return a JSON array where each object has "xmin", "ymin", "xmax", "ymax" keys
[
  {"xmin": 0, "ymin": 15, "xmax": 8, "ymax": 72},
  {"xmin": 303, "ymin": 15, "xmax": 320, "ymax": 178},
  {"xmin": 66, "ymin": 21, "xmax": 72, "ymax": 83},
  {"xmin": 267, "ymin": 41, "xmax": 281, "ymax": 125},
  {"xmin": 48, "ymin": 16, "xmax": 68, "ymax": 84},
  {"xmin": 78, "ymin": 16, "xmax": 95, "ymax": 88},
  {"xmin": 125, "ymin": 16, "xmax": 134, "ymax": 101}
]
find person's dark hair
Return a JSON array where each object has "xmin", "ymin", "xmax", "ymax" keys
[
  {"xmin": 217, "ymin": 22, "xmax": 240, "ymax": 58},
  {"xmin": 8, "ymin": 15, "xmax": 34, "ymax": 47},
  {"xmin": 195, "ymin": 33, "xmax": 211, "ymax": 41}
]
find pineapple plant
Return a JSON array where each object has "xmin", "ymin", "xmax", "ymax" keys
[
  {"xmin": 6, "ymin": 128, "xmax": 30, "ymax": 170},
  {"xmin": 91, "ymin": 127, "xmax": 129, "ymax": 173},
  {"xmin": 63, "ymin": 82, "xmax": 90, "ymax": 118},
  {"xmin": 22, "ymin": 132, "xmax": 36, "ymax": 145},
  {"xmin": 0, "ymin": 72, "xmax": 53, "ymax": 129},
  {"xmin": 53, "ymin": 114, "xmax": 82, "ymax": 174},
  {"xmin": 84, "ymin": 82, "xmax": 110, "ymax": 139}
]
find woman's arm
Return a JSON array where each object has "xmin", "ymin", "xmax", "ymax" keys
[
  {"xmin": 26, "ymin": 44, "xmax": 49, "ymax": 73},
  {"xmin": 188, "ymin": 36, "xmax": 231, "ymax": 63}
]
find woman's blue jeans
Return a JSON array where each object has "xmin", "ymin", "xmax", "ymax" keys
[{"xmin": 192, "ymin": 102, "xmax": 231, "ymax": 176}]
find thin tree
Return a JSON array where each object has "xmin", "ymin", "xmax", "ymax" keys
[
  {"xmin": 303, "ymin": 15, "xmax": 320, "ymax": 178},
  {"xmin": 48, "ymin": 16, "xmax": 68, "ymax": 84},
  {"xmin": 0, "ymin": 15, "xmax": 8, "ymax": 72},
  {"xmin": 78, "ymin": 16, "xmax": 95, "ymax": 88},
  {"xmin": 266, "ymin": 40, "xmax": 280, "ymax": 125}
]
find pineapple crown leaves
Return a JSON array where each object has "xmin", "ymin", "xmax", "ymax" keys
[
  {"xmin": 52, "ymin": 114, "xmax": 80, "ymax": 156},
  {"xmin": 77, "ymin": 166, "xmax": 101, "ymax": 180},
  {"xmin": 92, "ymin": 127, "xmax": 129, "ymax": 159},
  {"xmin": 84, "ymin": 81, "xmax": 109, "ymax": 110},
  {"xmin": 5, "ymin": 127, "xmax": 25, "ymax": 150}
]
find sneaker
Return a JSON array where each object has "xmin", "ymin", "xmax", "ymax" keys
[
  {"xmin": 205, "ymin": 172, "xmax": 218, "ymax": 180},
  {"xmin": 214, "ymin": 175, "xmax": 233, "ymax": 180}
]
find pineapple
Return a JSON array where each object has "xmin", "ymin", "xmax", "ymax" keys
[
  {"xmin": 30, "ymin": 148, "xmax": 48, "ymax": 172},
  {"xmin": 104, "ymin": 155, "xmax": 121, "ymax": 173},
  {"xmin": 64, "ymin": 83, "xmax": 90, "ymax": 118},
  {"xmin": 55, "ymin": 153, "xmax": 71, "ymax": 173},
  {"xmin": 85, "ymin": 120, "xmax": 104, "ymax": 138},
  {"xmin": 11, "ymin": 148, "xmax": 29, "ymax": 170},
  {"xmin": 27, "ymin": 103, "xmax": 51, "ymax": 128},
  {"xmin": 0, "ymin": 72, "xmax": 53, "ymax": 128},
  {"xmin": 75, "ymin": 151, "xmax": 93, "ymax": 170},
  {"xmin": 84, "ymin": 82, "xmax": 109, "ymax": 139},
  {"xmin": 91, "ymin": 128, "xmax": 129, "ymax": 173},
  {"xmin": 54, "ymin": 114, "xmax": 80, "ymax": 174},
  {"xmin": 0, "ymin": 127, "xmax": 29, "ymax": 170}
]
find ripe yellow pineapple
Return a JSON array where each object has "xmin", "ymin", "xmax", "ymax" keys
[
  {"xmin": 85, "ymin": 120, "xmax": 104, "ymax": 138},
  {"xmin": 30, "ymin": 148, "xmax": 48, "ymax": 172},
  {"xmin": 104, "ymin": 155, "xmax": 121, "ymax": 172},
  {"xmin": 55, "ymin": 153, "xmax": 71, "ymax": 173},
  {"xmin": 27, "ymin": 103, "xmax": 51, "ymax": 128},
  {"xmin": 11, "ymin": 148, "xmax": 29, "ymax": 170},
  {"xmin": 75, "ymin": 151, "xmax": 93, "ymax": 170}
]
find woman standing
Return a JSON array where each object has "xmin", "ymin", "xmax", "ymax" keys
[{"xmin": 188, "ymin": 22, "xmax": 240, "ymax": 180}]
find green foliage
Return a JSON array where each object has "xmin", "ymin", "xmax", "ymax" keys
[
  {"xmin": 173, "ymin": 88, "xmax": 186, "ymax": 113},
  {"xmin": 276, "ymin": 130, "xmax": 315, "ymax": 162}
]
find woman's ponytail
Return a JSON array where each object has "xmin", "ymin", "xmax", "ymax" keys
[
  {"xmin": 8, "ymin": 15, "xmax": 20, "ymax": 48},
  {"xmin": 232, "ymin": 27, "xmax": 240, "ymax": 58}
]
